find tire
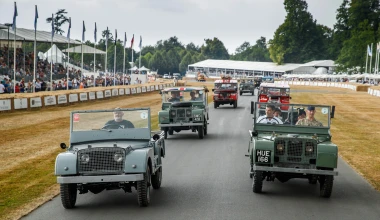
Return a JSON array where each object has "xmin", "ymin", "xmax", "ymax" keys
[
  {"xmin": 319, "ymin": 175, "xmax": 334, "ymax": 198},
  {"xmin": 168, "ymin": 128, "xmax": 173, "ymax": 135},
  {"xmin": 214, "ymin": 102, "xmax": 218, "ymax": 109},
  {"xmin": 252, "ymin": 171, "xmax": 263, "ymax": 193},
  {"xmin": 204, "ymin": 121, "xmax": 208, "ymax": 135},
  {"xmin": 151, "ymin": 167, "xmax": 162, "ymax": 189},
  {"xmin": 137, "ymin": 166, "xmax": 151, "ymax": 207},
  {"xmin": 233, "ymin": 101, "xmax": 237, "ymax": 108},
  {"xmin": 164, "ymin": 129, "xmax": 168, "ymax": 139},
  {"xmin": 60, "ymin": 183, "xmax": 77, "ymax": 209},
  {"xmin": 198, "ymin": 125, "xmax": 204, "ymax": 139},
  {"xmin": 240, "ymin": 92, "xmax": 243, "ymax": 96}
]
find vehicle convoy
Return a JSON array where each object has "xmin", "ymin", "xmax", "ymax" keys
[
  {"xmin": 212, "ymin": 75, "xmax": 238, "ymax": 108},
  {"xmin": 158, "ymin": 87, "xmax": 209, "ymax": 139},
  {"xmin": 55, "ymin": 108, "xmax": 165, "ymax": 208},
  {"xmin": 248, "ymin": 102, "xmax": 338, "ymax": 198},
  {"xmin": 239, "ymin": 79, "xmax": 255, "ymax": 96}
]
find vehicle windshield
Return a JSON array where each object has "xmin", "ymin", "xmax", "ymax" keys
[
  {"xmin": 262, "ymin": 77, "xmax": 274, "ymax": 83},
  {"xmin": 254, "ymin": 103, "xmax": 330, "ymax": 128},
  {"xmin": 72, "ymin": 109, "xmax": 149, "ymax": 131},
  {"xmin": 260, "ymin": 87, "xmax": 290, "ymax": 96},
  {"xmin": 214, "ymin": 83, "xmax": 237, "ymax": 90},
  {"xmin": 162, "ymin": 90, "xmax": 205, "ymax": 103}
]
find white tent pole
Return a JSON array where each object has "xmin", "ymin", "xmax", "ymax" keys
[
  {"xmin": 375, "ymin": 44, "xmax": 378, "ymax": 74},
  {"xmin": 365, "ymin": 45, "xmax": 369, "ymax": 73}
]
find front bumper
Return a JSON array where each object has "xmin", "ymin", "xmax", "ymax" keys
[
  {"xmin": 253, "ymin": 165, "xmax": 338, "ymax": 176},
  {"xmin": 57, "ymin": 174, "xmax": 144, "ymax": 184},
  {"xmin": 159, "ymin": 122, "xmax": 203, "ymax": 127},
  {"xmin": 240, "ymin": 90, "xmax": 254, "ymax": 93}
]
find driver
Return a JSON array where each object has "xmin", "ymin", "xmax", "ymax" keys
[
  {"xmin": 189, "ymin": 91, "xmax": 198, "ymax": 101},
  {"xmin": 257, "ymin": 105, "xmax": 283, "ymax": 124},
  {"xmin": 168, "ymin": 91, "xmax": 180, "ymax": 102},
  {"xmin": 103, "ymin": 107, "xmax": 135, "ymax": 129},
  {"xmin": 296, "ymin": 106, "xmax": 323, "ymax": 126}
]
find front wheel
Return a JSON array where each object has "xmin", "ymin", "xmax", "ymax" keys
[
  {"xmin": 198, "ymin": 125, "xmax": 204, "ymax": 139},
  {"xmin": 214, "ymin": 102, "xmax": 218, "ymax": 109},
  {"xmin": 151, "ymin": 166, "xmax": 162, "ymax": 189},
  {"xmin": 168, "ymin": 128, "xmax": 173, "ymax": 135},
  {"xmin": 233, "ymin": 101, "xmax": 237, "ymax": 108},
  {"xmin": 204, "ymin": 121, "xmax": 208, "ymax": 135},
  {"xmin": 252, "ymin": 171, "xmax": 263, "ymax": 193},
  {"xmin": 137, "ymin": 166, "xmax": 151, "ymax": 207},
  {"xmin": 319, "ymin": 175, "xmax": 334, "ymax": 198},
  {"xmin": 60, "ymin": 183, "xmax": 77, "ymax": 209},
  {"xmin": 164, "ymin": 129, "xmax": 168, "ymax": 139},
  {"xmin": 240, "ymin": 92, "xmax": 243, "ymax": 96}
]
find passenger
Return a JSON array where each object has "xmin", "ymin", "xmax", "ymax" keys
[
  {"xmin": 273, "ymin": 108, "xmax": 282, "ymax": 120},
  {"xmin": 103, "ymin": 107, "xmax": 135, "ymax": 129},
  {"xmin": 297, "ymin": 108, "xmax": 306, "ymax": 122},
  {"xmin": 168, "ymin": 91, "xmax": 180, "ymax": 102},
  {"xmin": 257, "ymin": 105, "xmax": 283, "ymax": 124},
  {"xmin": 296, "ymin": 106, "xmax": 323, "ymax": 126}
]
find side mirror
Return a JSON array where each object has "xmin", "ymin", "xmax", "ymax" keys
[
  {"xmin": 60, "ymin": 143, "xmax": 67, "ymax": 149},
  {"xmin": 250, "ymin": 101, "xmax": 255, "ymax": 114},
  {"xmin": 152, "ymin": 134, "xmax": 160, "ymax": 141},
  {"xmin": 331, "ymin": 106, "xmax": 335, "ymax": 118}
]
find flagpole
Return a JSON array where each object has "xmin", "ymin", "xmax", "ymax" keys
[
  {"xmin": 131, "ymin": 35, "xmax": 134, "ymax": 74},
  {"xmin": 13, "ymin": 26, "xmax": 16, "ymax": 93},
  {"xmin": 369, "ymin": 43, "xmax": 373, "ymax": 74},
  {"xmin": 123, "ymin": 33, "xmax": 126, "ymax": 86},
  {"xmin": 105, "ymin": 27, "xmax": 108, "ymax": 87},
  {"xmin": 377, "ymin": 43, "xmax": 380, "ymax": 75},
  {"xmin": 67, "ymin": 38, "xmax": 70, "ymax": 90},
  {"xmin": 365, "ymin": 45, "xmax": 369, "ymax": 73},
  {"xmin": 33, "ymin": 15, "xmax": 37, "ymax": 93},
  {"xmin": 94, "ymin": 22, "xmax": 96, "ymax": 88},
  {"xmin": 114, "ymin": 29, "xmax": 117, "ymax": 86},
  {"xmin": 50, "ymin": 32, "xmax": 53, "ymax": 91},
  {"xmin": 375, "ymin": 43, "xmax": 378, "ymax": 74}
]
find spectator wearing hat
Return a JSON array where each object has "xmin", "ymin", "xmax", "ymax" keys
[{"xmin": 296, "ymin": 106, "xmax": 323, "ymax": 126}]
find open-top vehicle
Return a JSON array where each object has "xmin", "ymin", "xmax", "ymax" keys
[
  {"xmin": 258, "ymin": 83, "xmax": 291, "ymax": 119},
  {"xmin": 55, "ymin": 108, "xmax": 165, "ymax": 208},
  {"xmin": 248, "ymin": 102, "xmax": 338, "ymax": 198},
  {"xmin": 262, "ymin": 76, "xmax": 274, "ymax": 83},
  {"xmin": 212, "ymin": 76, "xmax": 238, "ymax": 108},
  {"xmin": 239, "ymin": 79, "xmax": 255, "ymax": 96},
  {"xmin": 158, "ymin": 87, "xmax": 209, "ymax": 139}
]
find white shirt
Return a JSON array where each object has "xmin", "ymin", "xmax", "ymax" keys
[
  {"xmin": 256, "ymin": 115, "xmax": 283, "ymax": 124},
  {"xmin": 0, "ymin": 84, "xmax": 5, "ymax": 93}
]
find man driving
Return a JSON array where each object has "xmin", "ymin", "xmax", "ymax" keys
[
  {"xmin": 103, "ymin": 107, "xmax": 135, "ymax": 129},
  {"xmin": 168, "ymin": 91, "xmax": 180, "ymax": 102},
  {"xmin": 189, "ymin": 91, "xmax": 198, "ymax": 101},
  {"xmin": 257, "ymin": 105, "xmax": 283, "ymax": 124},
  {"xmin": 296, "ymin": 106, "xmax": 323, "ymax": 126}
]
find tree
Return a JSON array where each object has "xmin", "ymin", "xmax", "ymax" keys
[
  {"xmin": 269, "ymin": 0, "xmax": 326, "ymax": 64},
  {"xmin": 149, "ymin": 51, "xmax": 166, "ymax": 74},
  {"xmin": 179, "ymin": 53, "xmax": 193, "ymax": 73},
  {"xmin": 166, "ymin": 50, "xmax": 181, "ymax": 73},
  {"xmin": 201, "ymin": 37, "xmax": 229, "ymax": 60},
  {"xmin": 329, "ymin": 0, "xmax": 351, "ymax": 60},
  {"xmin": 235, "ymin": 41, "xmax": 251, "ymax": 54},
  {"xmin": 46, "ymin": 9, "xmax": 69, "ymax": 35},
  {"xmin": 186, "ymin": 43, "xmax": 200, "ymax": 53},
  {"xmin": 231, "ymin": 37, "xmax": 272, "ymax": 62}
]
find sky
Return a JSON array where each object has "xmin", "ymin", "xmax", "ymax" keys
[{"xmin": 0, "ymin": 0, "xmax": 342, "ymax": 54}]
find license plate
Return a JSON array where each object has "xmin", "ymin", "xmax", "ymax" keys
[{"xmin": 256, "ymin": 150, "xmax": 271, "ymax": 163}]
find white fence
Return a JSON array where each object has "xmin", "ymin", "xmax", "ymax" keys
[
  {"xmin": 285, "ymin": 81, "xmax": 357, "ymax": 91},
  {"xmin": 0, "ymin": 83, "xmax": 173, "ymax": 112},
  {"xmin": 368, "ymin": 88, "xmax": 380, "ymax": 97}
]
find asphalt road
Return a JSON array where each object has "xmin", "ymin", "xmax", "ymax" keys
[{"xmin": 22, "ymin": 93, "xmax": 380, "ymax": 220}]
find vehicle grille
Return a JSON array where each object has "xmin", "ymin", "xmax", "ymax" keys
[
  {"xmin": 170, "ymin": 108, "xmax": 191, "ymax": 122},
  {"xmin": 77, "ymin": 147, "xmax": 125, "ymax": 175},
  {"xmin": 274, "ymin": 138, "xmax": 317, "ymax": 164}
]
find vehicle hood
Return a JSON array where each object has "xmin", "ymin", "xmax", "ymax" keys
[{"xmin": 71, "ymin": 140, "xmax": 150, "ymax": 151}]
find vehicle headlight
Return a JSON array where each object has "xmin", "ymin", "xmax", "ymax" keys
[
  {"xmin": 113, "ymin": 153, "xmax": 124, "ymax": 162},
  {"xmin": 276, "ymin": 143, "xmax": 284, "ymax": 151},
  {"xmin": 305, "ymin": 145, "xmax": 314, "ymax": 152},
  {"xmin": 80, "ymin": 154, "xmax": 90, "ymax": 163},
  {"xmin": 186, "ymin": 110, "xmax": 191, "ymax": 116},
  {"xmin": 193, "ymin": 114, "xmax": 202, "ymax": 120},
  {"xmin": 170, "ymin": 110, "xmax": 176, "ymax": 116}
]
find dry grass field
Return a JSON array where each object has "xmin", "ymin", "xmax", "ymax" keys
[{"xmin": 0, "ymin": 83, "xmax": 379, "ymax": 220}]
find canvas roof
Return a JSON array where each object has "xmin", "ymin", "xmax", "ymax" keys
[
  {"xmin": 0, "ymin": 27, "xmax": 81, "ymax": 44},
  {"xmin": 62, "ymin": 44, "xmax": 106, "ymax": 54},
  {"xmin": 300, "ymin": 60, "xmax": 336, "ymax": 67},
  {"xmin": 188, "ymin": 59, "xmax": 302, "ymax": 73}
]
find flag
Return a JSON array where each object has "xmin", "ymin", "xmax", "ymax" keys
[
  {"xmin": 368, "ymin": 45, "xmax": 372, "ymax": 57},
  {"xmin": 105, "ymin": 26, "xmax": 109, "ymax": 47},
  {"xmin": 114, "ymin": 29, "xmax": 117, "ymax": 45},
  {"xmin": 12, "ymin": 2, "xmax": 18, "ymax": 31},
  {"xmin": 94, "ymin": 22, "xmax": 97, "ymax": 42},
  {"xmin": 51, "ymin": 14, "xmax": 54, "ymax": 38},
  {"xmin": 82, "ymin": 21, "xmax": 86, "ymax": 42},
  {"xmin": 131, "ymin": 34, "xmax": 134, "ymax": 48},
  {"xmin": 124, "ymin": 32, "xmax": 127, "ymax": 48},
  {"xmin": 67, "ymin": 17, "xmax": 71, "ymax": 40},
  {"xmin": 34, "ymin": 5, "xmax": 38, "ymax": 31},
  {"xmin": 139, "ymin": 36, "xmax": 142, "ymax": 49}
]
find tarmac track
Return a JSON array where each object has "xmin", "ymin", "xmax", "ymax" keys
[{"xmin": 22, "ymin": 92, "xmax": 380, "ymax": 220}]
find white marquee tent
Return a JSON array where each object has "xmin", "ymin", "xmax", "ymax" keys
[{"xmin": 43, "ymin": 44, "xmax": 66, "ymax": 64}]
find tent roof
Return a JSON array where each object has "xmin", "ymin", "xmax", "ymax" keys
[
  {"xmin": 300, "ymin": 60, "xmax": 336, "ymax": 67},
  {"xmin": 62, "ymin": 44, "xmax": 106, "ymax": 54},
  {"xmin": 0, "ymin": 28, "xmax": 81, "ymax": 44},
  {"xmin": 0, "ymin": 24, "xmax": 9, "ymax": 30},
  {"xmin": 130, "ymin": 66, "xmax": 138, "ymax": 70},
  {"xmin": 188, "ymin": 59, "xmax": 302, "ymax": 73},
  {"xmin": 139, "ymin": 66, "xmax": 150, "ymax": 71}
]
